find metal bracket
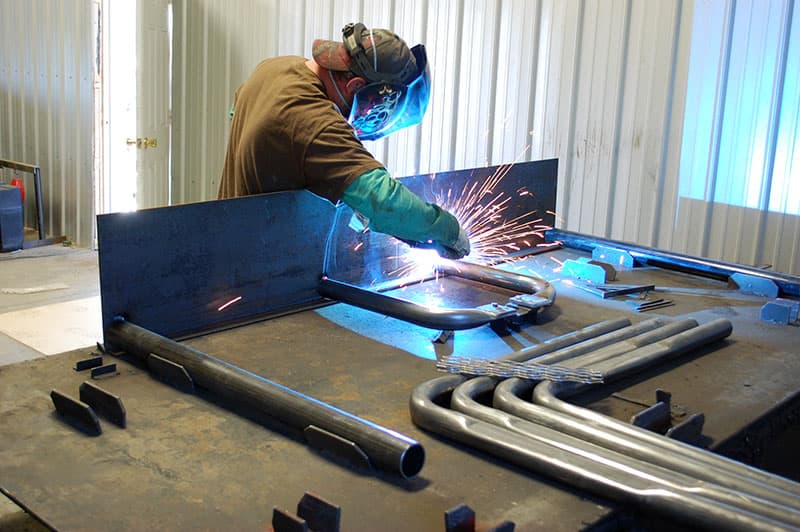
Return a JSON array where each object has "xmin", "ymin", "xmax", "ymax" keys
[
  {"xmin": 760, "ymin": 298, "xmax": 800, "ymax": 325},
  {"xmin": 562, "ymin": 258, "xmax": 617, "ymax": 284},
  {"xmin": 296, "ymin": 492, "xmax": 341, "ymax": 532},
  {"xmin": 50, "ymin": 389, "xmax": 102, "ymax": 436},
  {"xmin": 630, "ymin": 390, "xmax": 705, "ymax": 445},
  {"xmin": 146, "ymin": 353, "xmax": 195, "ymax": 393},
  {"xmin": 444, "ymin": 503, "xmax": 514, "ymax": 532},
  {"xmin": 630, "ymin": 389, "xmax": 672, "ymax": 434},
  {"xmin": 90, "ymin": 363, "xmax": 119, "ymax": 379},
  {"xmin": 303, "ymin": 425, "xmax": 372, "ymax": 472},
  {"xmin": 666, "ymin": 412, "xmax": 706, "ymax": 447},
  {"xmin": 273, "ymin": 492, "xmax": 341, "ymax": 532},
  {"xmin": 731, "ymin": 272, "xmax": 779, "ymax": 298},
  {"xmin": 592, "ymin": 245, "xmax": 635, "ymax": 270},
  {"xmin": 272, "ymin": 508, "xmax": 308, "ymax": 532},
  {"xmin": 474, "ymin": 303, "xmax": 517, "ymax": 320},
  {"xmin": 578, "ymin": 283, "xmax": 654, "ymax": 299},
  {"xmin": 79, "ymin": 381, "xmax": 127, "ymax": 428},
  {"xmin": 74, "ymin": 355, "xmax": 103, "ymax": 371}
]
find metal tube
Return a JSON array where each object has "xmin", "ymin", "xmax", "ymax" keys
[
  {"xmin": 496, "ymin": 377, "xmax": 800, "ymax": 515},
  {"xmin": 500, "ymin": 318, "xmax": 663, "ymax": 365},
  {"xmin": 410, "ymin": 376, "xmax": 792, "ymax": 532},
  {"xmin": 555, "ymin": 318, "xmax": 699, "ymax": 370},
  {"xmin": 106, "ymin": 319, "xmax": 425, "ymax": 479},
  {"xmin": 546, "ymin": 228, "xmax": 800, "ymax": 297},
  {"xmin": 437, "ymin": 259, "xmax": 556, "ymax": 305},
  {"xmin": 318, "ymin": 277, "xmax": 504, "ymax": 330},
  {"xmin": 521, "ymin": 324, "xmax": 800, "ymax": 501},
  {"xmin": 455, "ymin": 378, "xmax": 800, "ymax": 528}
]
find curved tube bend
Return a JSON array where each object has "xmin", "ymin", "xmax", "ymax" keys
[{"xmin": 319, "ymin": 260, "xmax": 556, "ymax": 331}]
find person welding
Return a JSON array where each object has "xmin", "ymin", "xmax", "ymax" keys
[{"xmin": 218, "ymin": 23, "xmax": 470, "ymax": 260}]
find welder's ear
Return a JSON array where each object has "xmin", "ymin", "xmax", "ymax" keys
[{"xmin": 345, "ymin": 77, "xmax": 367, "ymax": 97}]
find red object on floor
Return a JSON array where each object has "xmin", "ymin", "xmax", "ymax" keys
[{"xmin": 10, "ymin": 178, "xmax": 24, "ymax": 201}]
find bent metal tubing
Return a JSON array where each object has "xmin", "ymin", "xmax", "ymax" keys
[
  {"xmin": 495, "ymin": 319, "xmax": 800, "ymax": 516},
  {"xmin": 410, "ymin": 376, "xmax": 793, "ymax": 532},
  {"xmin": 453, "ymin": 377, "xmax": 800, "ymax": 529},
  {"xmin": 318, "ymin": 262, "xmax": 555, "ymax": 331},
  {"xmin": 436, "ymin": 259, "xmax": 556, "ymax": 305},
  {"xmin": 106, "ymin": 319, "xmax": 425, "ymax": 479}
]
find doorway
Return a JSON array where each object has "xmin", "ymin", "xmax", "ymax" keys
[{"xmin": 96, "ymin": 0, "xmax": 173, "ymax": 215}]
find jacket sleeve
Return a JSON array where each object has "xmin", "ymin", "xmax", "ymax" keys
[{"xmin": 341, "ymin": 167, "xmax": 461, "ymax": 246}]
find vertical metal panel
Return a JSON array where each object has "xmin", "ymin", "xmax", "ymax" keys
[
  {"xmin": 0, "ymin": 0, "xmax": 95, "ymax": 247},
  {"xmin": 171, "ymin": 0, "xmax": 800, "ymax": 275}
]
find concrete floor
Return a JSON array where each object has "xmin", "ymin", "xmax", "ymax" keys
[{"xmin": 0, "ymin": 244, "xmax": 101, "ymax": 530}]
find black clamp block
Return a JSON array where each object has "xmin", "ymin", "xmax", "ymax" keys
[
  {"xmin": 630, "ymin": 389, "xmax": 672, "ymax": 434},
  {"xmin": 79, "ymin": 381, "xmax": 127, "ymax": 428},
  {"xmin": 272, "ymin": 507, "xmax": 308, "ymax": 532},
  {"xmin": 445, "ymin": 504, "xmax": 475, "ymax": 532},
  {"xmin": 273, "ymin": 492, "xmax": 341, "ymax": 532},
  {"xmin": 74, "ymin": 355, "xmax": 103, "ymax": 371},
  {"xmin": 666, "ymin": 412, "xmax": 706, "ymax": 447},
  {"xmin": 91, "ymin": 363, "xmax": 119, "ymax": 379},
  {"xmin": 297, "ymin": 492, "xmax": 341, "ymax": 532},
  {"xmin": 50, "ymin": 389, "xmax": 102, "ymax": 436},
  {"xmin": 445, "ymin": 503, "xmax": 515, "ymax": 532},
  {"xmin": 146, "ymin": 353, "xmax": 195, "ymax": 393}
]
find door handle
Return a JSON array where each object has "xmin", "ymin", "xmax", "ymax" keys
[{"xmin": 126, "ymin": 137, "xmax": 158, "ymax": 149}]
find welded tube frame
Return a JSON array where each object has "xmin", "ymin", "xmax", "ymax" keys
[
  {"xmin": 106, "ymin": 318, "xmax": 425, "ymax": 479},
  {"xmin": 546, "ymin": 228, "xmax": 800, "ymax": 298},
  {"xmin": 318, "ymin": 260, "xmax": 555, "ymax": 331}
]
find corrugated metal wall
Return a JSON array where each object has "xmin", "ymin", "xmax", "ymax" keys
[
  {"xmin": 1, "ymin": 0, "xmax": 798, "ymax": 275},
  {"xmin": 171, "ymin": 0, "xmax": 800, "ymax": 275},
  {"xmin": 0, "ymin": 0, "xmax": 96, "ymax": 247}
]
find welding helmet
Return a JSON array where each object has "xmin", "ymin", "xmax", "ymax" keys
[{"xmin": 313, "ymin": 23, "xmax": 431, "ymax": 141}]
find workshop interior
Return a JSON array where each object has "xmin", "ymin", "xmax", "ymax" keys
[{"xmin": 2, "ymin": 1, "xmax": 800, "ymax": 531}]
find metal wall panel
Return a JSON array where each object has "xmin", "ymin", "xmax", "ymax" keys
[
  {"xmin": 0, "ymin": 0, "xmax": 96, "ymax": 247},
  {"xmin": 164, "ymin": 0, "xmax": 800, "ymax": 273}
]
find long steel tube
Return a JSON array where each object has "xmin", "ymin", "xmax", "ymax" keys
[
  {"xmin": 106, "ymin": 319, "xmax": 425, "ymax": 479},
  {"xmin": 546, "ymin": 228, "xmax": 800, "ymax": 297},
  {"xmin": 454, "ymin": 377, "xmax": 800, "ymax": 528},
  {"xmin": 550, "ymin": 318, "xmax": 699, "ymax": 370},
  {"xmin": 498, "ymin": 318, "xmax": 661, "ymax": 364},
  {"xmin": 410, "ymin": 376, "xmax": 794, "ymax": 532}
]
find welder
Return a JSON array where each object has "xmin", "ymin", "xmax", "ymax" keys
[{"xmin": 218, "ymin": 23, "xmax": 470, "ymax": 259}]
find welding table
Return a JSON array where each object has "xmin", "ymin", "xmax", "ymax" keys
[{"xmin": 2, "ymin": 245, "xmax": 799, "ymax": 531}]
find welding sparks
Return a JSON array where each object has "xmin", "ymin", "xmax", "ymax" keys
[
  {"xmin": 433, "ymin": 163, "xmax": 553, "ymax": 263},
  {"xmin": 217, "ymin": 296, "xmax": 242, "ymax": 311},
  {"xmin": 380, "ymin": 162, "xmax": 557, "ymax": 285}
]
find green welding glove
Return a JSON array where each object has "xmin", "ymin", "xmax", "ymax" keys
[{"xmin": 342, "ymin": 168, "xmax": 471, "ymax": 259}]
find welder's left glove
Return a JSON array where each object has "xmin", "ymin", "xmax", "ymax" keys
[{"xmin": 342, "ymin": 168, "xmax": 469, "ymax": 259}]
